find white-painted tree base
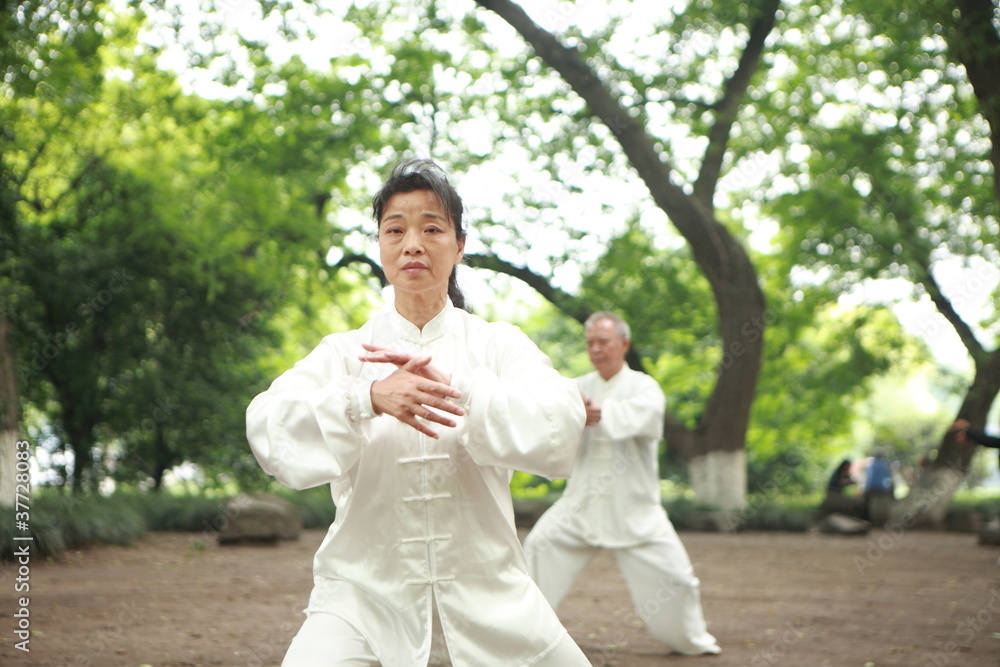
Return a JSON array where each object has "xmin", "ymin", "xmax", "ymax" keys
[
  {"xmin": 889, "ymin": 464, "xmax": 966, "ymax": 527},
  {"xmin": 0, "ymin": 430, "xmax": 18, "ymax": 508},
  {"xmin": 688, "ymin": 449, "xmax": 747, "ymax": 511}
]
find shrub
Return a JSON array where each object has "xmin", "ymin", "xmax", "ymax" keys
[
  {"xmin": 280, "ymin": 487, "xmax": 336, "ymax": 529},
  {"xmin": 35, "ymin": 494, "xmax": 147, "ymax": 550},
  {"xmin": 0, "ymin": 510, "xmax": 65, "ymax": 561},
  {"xmin": 1, "ymin": 493, "xmax": 147, "ymax": 561},
  {"xmin": 126, "ymin": 492, "xmax": 228, "ymax": 532}
]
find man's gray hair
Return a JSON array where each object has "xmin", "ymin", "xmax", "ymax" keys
[{"xmin": 584, "ymin": 311, "xmax": 630, "ymax": 341}]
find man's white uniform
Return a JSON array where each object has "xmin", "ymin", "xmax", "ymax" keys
[{"xmin": 523, "ymin": 345, "xmax": 720, "ymax": 656}]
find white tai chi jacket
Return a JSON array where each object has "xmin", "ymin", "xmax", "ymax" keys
[
  {"xmin": 553, "ymin": 366, "xmax": 668, "ymax": 547},
  {"xmin": 246, "ymin": 303, "xmax": 585, "ymax": 667}
]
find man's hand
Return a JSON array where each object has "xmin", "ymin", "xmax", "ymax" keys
[
  {"xmin": 361, "ymin": 345, "xmax": 464, "ymax": 439},
  {"xmin": 950, "ymin": 418, "xmax": 970, "ymax": 445},
  {"xmin": 581, "ymin": 392, "xmax": 601, "ymax": 427}
]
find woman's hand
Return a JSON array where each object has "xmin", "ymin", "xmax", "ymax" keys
[
  {"xmin": 361, "ymin": 345, "xmax": 464, "ymax": 438},
  {"xmin": 360, "ymin": 343, "xmax": 452, "ymax": 385}
]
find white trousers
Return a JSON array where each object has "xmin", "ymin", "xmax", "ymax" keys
[
  {"xmin": 280, "ymin": 611, "xmax": 591, "ymax": 666},
  {"xmin": 523, "ymin": 521, "xmax": 721, "ymax": 656}
]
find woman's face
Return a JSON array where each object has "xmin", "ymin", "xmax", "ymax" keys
[{"xmin": 378, "ymin": 189, "xmax": 465, "ymax": 300}]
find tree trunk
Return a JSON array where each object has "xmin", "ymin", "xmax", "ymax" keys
[
  {"xmin": 151, "ymin": 420, "xmax": 171, "ymax": 491},
  {"xmin": 59, "ymin": 398, "xmax": 97, "ymax": 494},
  {"xmin": 890, "ymin": 0, "xmax": 1000, "ymax": 525},
  {"xmin": 890, "ymin": 350, "xmax": 1000, "ymax": 525},
  {"xmin": 476, "ymin": 0, "xmax": 777, "ymax": 509},
  {"xmin": 0, "ymin": 317, "xmax": 20, "ymax": 508},
  {"xmin": 688, "ymin": 449, "xmax": 747, "ymax": 512}
]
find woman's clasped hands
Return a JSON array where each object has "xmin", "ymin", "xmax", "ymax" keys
[{"xmin": 361, "ymin": 343, "xmax": 465, "ymax": 438}]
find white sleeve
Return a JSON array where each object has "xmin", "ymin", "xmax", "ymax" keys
[
  {"xmin": 456, "ymin": 325, "xmax": 585, "ymax": 479},
  {"xmin": 245, "ymin": 338, "xmax": 374, "ymax": 490},
  {"xmin": 594, "ymin": 373, "xmax": 665, "ymax": 442}
]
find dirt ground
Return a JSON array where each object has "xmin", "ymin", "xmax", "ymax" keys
[{"xmin": 2, "ymin": 526, "xmax": 1000, "ymax": 666}]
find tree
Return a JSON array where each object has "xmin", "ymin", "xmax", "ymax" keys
[
  {"xmin": 909, "ymin": 0, "xmax": 1000, "ymax": 523},
  {"xmin": 2, "ymin": 2, "xmax": 364, "ymax": 492},
  {"xmin": 142, "ymin": 0, "xmax": 788, "ymax": 508},
  {"xmin": 762, "ymin": 0, "xmax": 999, "ymax": 523},
  {"xmin": 542, "ymin": 217, "xmax": 931, "ymax": 494},
  {"xmin": 1, "ymin": 0, "xmax": 113, "ymax": 496},
  {"xmin": 69, "ymin": 0, "xmax": 990, "ymax": 514},
  {"xmin": 262, "ymin": 0, "xmax": 930, "ymax": 508},
  {"xmin": 464, "ymin": 0, "xmax": 783, "ymax": 509},
  {"xmin": 0, "ymin": 78, "xmax": 20, "ymax": 507}
]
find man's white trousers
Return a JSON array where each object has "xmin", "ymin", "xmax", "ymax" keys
[{"xmin": 523, "ymin": 518, "xmax": 721, "ymax": 656}]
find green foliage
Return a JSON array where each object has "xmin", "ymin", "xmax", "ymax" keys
[
  {"xmin": 510, "ymin": 470, "xmax": 564, "ymax": 501},
  {"xmin": 1, "ymin": 492, "xmax": 148, "ymax": 561},
  {"xmin": 759, "ymin": 0, "xmax": 998, "ymax": 310},
  {"xmin": 665, "ymin": 496, "xmax": 814, "ymax": 533},
  {"xmin": 3, "ymin": 3, "xmax": 384, "ymax": 492},
  {"xmin": 580, "ymin": 222, "xmax": 719, "ymax": 428},
  {"xmin": 0, "ymin": 488, "xmax": 338, "ymax": 562},
  {"xmin": 514, "ymin": 299, "xmax": 591, "ymax": 379},
  {"xmin": 952, "ymin": 487, "xmax": 1000, "ymax": 521},
  {"xmin": 0, "ymin": 508, "xmax": 66, "ymax": 561},
  {"xmin": 2, "ymin": 0, "xmax": 993, "ymax": 510},
  {"xmin": 35, "ymin": 493, "xmax": 148, "ymax": 549},
  {"xmin": 126, "ymin": 492, "xmax": 228, "ymax": 532},
  {"xmin": 747, "ymin": 302, "xmax": 932, "ymax": 492},
  {"xmin": 278, "ymin": 486, "xmax": 337, "ymax": 529},
  {"xmin": 507, "ymin": 209, "xmax": 939, "ymax": 492}
]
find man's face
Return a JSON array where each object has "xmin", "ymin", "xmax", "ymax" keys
[{"xmin": 585, "ymin": 318, "xmax": 629, "ymax": 380}]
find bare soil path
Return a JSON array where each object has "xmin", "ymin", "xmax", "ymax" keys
[{"xmin": 2, "ymin": 527, "xmax": 999, "ymax": 666}]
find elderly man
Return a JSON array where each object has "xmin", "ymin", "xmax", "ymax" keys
[{"xmin": 523, "ymin": 312, "xmax": 721, "ymax": 656}]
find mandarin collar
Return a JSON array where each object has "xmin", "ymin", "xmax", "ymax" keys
[
  {"xmin": 598, "ymin": 366, "xmax": 628, "ymax": 386},
  {"xmin": 389, "ymin": 300, "xmax": 453, "ymax": 344}
]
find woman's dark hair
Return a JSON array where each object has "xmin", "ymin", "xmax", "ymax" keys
[{"xmin": 372, "ymin": 158, "xmax": 468, "ymax": 310}]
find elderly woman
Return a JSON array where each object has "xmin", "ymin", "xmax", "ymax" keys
[{"xmin": 246, "ymin": 158, "xmax": 590, "ymax": 666}]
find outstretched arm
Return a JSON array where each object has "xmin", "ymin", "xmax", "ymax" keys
[{"xmin": 950, "ymin": 419, "xmax": 1000, "ymax": 449}]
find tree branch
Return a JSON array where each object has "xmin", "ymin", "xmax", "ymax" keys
[
  {"xmin": 474, "ymin": 0, "xmax": 769, "ymax": 457},
  {"xmin": 911, "ymin": 256, "xmax": 987, "ymax": 363},
  {"xmin": 464, "ymin": 253, "xmax": 588, "ymax": 321},
  {"xmin": 692, "ymin": 0, "xmax": 781, "ymax": 208},
  {"xmin": 330, "ymin": 253, "xmax": 388, "ymax": 287},
  {"xmin": 463, "ymin": 252, "xmax": 645, "ymax": 371},
  {"xmin": 953, "ymin": 0, "xmax": 1000, "ymax": 203},
  {"xmin": 472, "ymin": 0, "xmax": 763, "ymax": 295}
]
